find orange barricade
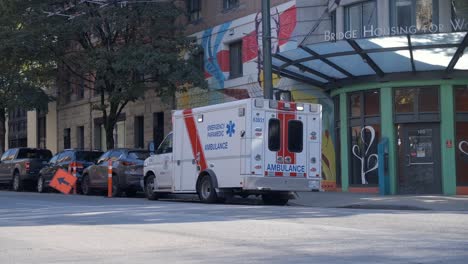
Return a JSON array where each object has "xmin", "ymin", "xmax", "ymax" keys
[{"xmin": 49, "ymin": 169, "xmax": 77, "ymax": 195}]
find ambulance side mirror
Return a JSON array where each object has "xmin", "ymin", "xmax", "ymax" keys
[{"xmin": 148, "ymin": 142, "xmax": 155, "ymax": 155}]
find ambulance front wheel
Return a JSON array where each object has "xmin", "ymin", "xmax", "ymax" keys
[
  {"xmin": 145, "ymin": 174, "xmax": 159, "ymax": 200},
  {"xmin": 197, "ymin": 175, "xmax": 219, "ymax": 204}
]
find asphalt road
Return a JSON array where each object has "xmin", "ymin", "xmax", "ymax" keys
[{"xmin": 0, "ymin": 191, "xmax": 467, "ymax": 264}]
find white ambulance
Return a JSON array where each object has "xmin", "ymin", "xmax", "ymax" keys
[{"xmin": 143, "ymin": 98, "xmax": 322, "ymax": 205}]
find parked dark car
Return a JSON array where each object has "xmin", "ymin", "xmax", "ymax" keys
[
  {"xmin": 0, "ymin": 148, "xmax": 53, "ymax": 191},
  {"xmin": 81, "ymin": 148, "xmax": 150, "ymax": 197},
  {"xmin": 36, "ymin": 149, "xmax": 103, "ymax": 193}
]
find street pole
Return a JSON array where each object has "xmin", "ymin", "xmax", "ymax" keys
[{"xmin": 262, "ymin": 0, "xmax": 273, "ymax": 100}]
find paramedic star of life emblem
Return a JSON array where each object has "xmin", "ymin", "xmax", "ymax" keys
[{"xmin": 226, "ymin": 121, "xmax": 236, "ymax": 137}]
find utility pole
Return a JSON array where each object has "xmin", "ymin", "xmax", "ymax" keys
[{"xmin": 262, "ymin": 0, "xmax": 273, "ymax": 100}]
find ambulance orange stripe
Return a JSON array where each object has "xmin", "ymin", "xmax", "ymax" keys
[{"xmin": 183, "ymin": 109, "xmax": 208, "ymax": 171}]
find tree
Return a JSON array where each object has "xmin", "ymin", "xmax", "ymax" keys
[
  {"xmin": 0, "ymin": 0, "xmax": 54, "ymax": 153},
  {"xmin": 41, "ymin": 0, "xmax": 206, "ymax": 149}
]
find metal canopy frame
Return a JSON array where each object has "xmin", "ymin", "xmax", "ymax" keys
[{"xmin": 272, "ymin": 32, "xmax": 468, "ymax": 90}]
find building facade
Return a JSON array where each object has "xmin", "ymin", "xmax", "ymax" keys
[
  {"xmin": 183, "ymin": 0, "xmax": 468, "ymax": 195},
  {"xmin": 35, "ymin": 0, "xmax": 468, "ymax": 195}
]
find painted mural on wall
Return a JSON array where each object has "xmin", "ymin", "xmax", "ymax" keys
[
  {"xmin": 179, "ymin": 1, "xmax": 337, "ymax": 190},
  {"xmin": 459, "ymin": 141, "xmax": 468, "ymax": 156},
  {"xmin": 352, "ymin": 126, "xmax": 379, "ymax": 185},
  {"xmin": 196, "ymin": 1, "xmax": 297, "ymax": 94}
]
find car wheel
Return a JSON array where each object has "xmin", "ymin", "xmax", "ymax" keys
[
  {"xmin": 144, "ymin": 174, "xmax": 159, "ymax": 200},
  {"xmin": 81, "ymin": 174, "xmax": 92, "ymax": 195},
  {"xmin": 37, "ymin": 176, "xmax": 47, "ymax": 193},
  {"xmin": 262, "ymin": 193, "xmax": 289, "ymax": 206},
  {"xmin": 197, "ymin": 175, "xmax": 218, "ymax": 204},
  {"xmin": 12, "ymin": 172, "xmax": 23, "ymax": 192},
  {"xmin": 111, "ymin": 175, "xmax": 121, "ymax": 197}
]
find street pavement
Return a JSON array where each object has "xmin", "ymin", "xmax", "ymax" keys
[
  {"xmin": 0, "ymin": 191, "xmax": 467, "ymax": 264},
  {"xmin": 294, "ymin": 191, "xmax": 468, "ymax": 211}
]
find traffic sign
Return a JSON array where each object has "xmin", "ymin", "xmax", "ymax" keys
[{"xmin": 49, "ymin": 168, "xmax": 77, "ymax": 194}]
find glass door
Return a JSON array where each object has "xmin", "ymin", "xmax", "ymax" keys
[{"xmin": 397, "ymin": 123, "xmax": 442, "ymax": 194}]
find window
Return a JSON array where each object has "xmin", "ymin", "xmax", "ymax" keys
[
  {"xmin": 223, "ymin": 0, "xmax": 239, "ymax": 10},
  {"xmin": 288, "ymin": 121, "xmax": 303, "ymax": 153},
  {"xmin": 391, "ymin": 0, "xmax": 438, "ymax": 33},
  {"xmin": 345, "ymin": 1, "xmax": 377, "ymax": 38},
  {"xmin": 97, "ymin": 151, "xmax": 111, "ymax": 164},
  {"xmin": 330, "ymin": 10, "xmax": 337, "ymax": 36},
  {"xmin": 268, "ymin": 119, "xmax": 281, "ymax": 152},
  {"xmin": 455, "ymin": 86, "xmax": 468, "ymax": 186},
  {"xmin": 75, "ymin": 151, "xmax": 103, "ymax": 162},
  {"xmin": 64, "ymin": 128, "xmax": 71, "ymax": 149},
  {"xmin": 77, "ymin": 126, "xmax": 85, "ymax": 149},
  {"xmin": 229, "ymin": 41, "xmax": 243, "ymax": 78},
  {"xmin": 58, "ymin": 150, "xmax": 73, "ymax": 163},
  {"xmin": 134, "ymin": 116, "xmax": 144, "ymax": 149},
  {"xmin": 153, "ymin": 112, "xmax": 165, "ymax": 149},
  {"xmin": 17, "ymin": 149, "xmax": 52, "ymax": 160},
  {"xmin": 128, "ymin": 151, "xmax": 150, "ymax": 160},
  {"xmin": 187, "ymin": 0, "xmax": 201, "ymax": 22},
  {"xmin": 109, "ymin": 150, "xmax": 124, "ymax": 161},
  {"xmin": 452, "ymin": 0, "xmax": 468, "ymax": 31},
  {"xmin": 49, "ymin": 153, "xmax": 60, "ymax": 164},
  {"xmin": 348, "ymin": 90, "xmax": 381, "ymax": 185},
  {"xmin": 394, "ymin": 87, "xmax": 439, "ymax": 123},
  {"xmin": 156, "ymin": 133, "xmax": 173, "ymax": 154},
  {"xmin": 1, "ymin": 150, "xmax": 12, "ymax": 161}
]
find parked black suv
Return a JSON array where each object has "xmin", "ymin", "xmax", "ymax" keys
[
  {"xmin": 0, "ymin": 148, "xmax": 53, "ymax": 191},
  {"xmin": 37, "ymin": 149, "xmax": 103, "ymax": 193}
]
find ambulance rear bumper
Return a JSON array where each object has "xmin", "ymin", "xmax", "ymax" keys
[{"xmin": 243, "ymin": 176, "xmax": 321, "ymax": 192}]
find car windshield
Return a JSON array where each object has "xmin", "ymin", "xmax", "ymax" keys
[
  {"xmin": 128, "ymin": 151, "xmax": 150, "ymax": 160},
  {"xmin": 17, "ymin": 149, "xmax": 52, "ymax": 160},
  {"xmin": 75, "ymin": 151, "xmax": 103, "ymax": 162}
]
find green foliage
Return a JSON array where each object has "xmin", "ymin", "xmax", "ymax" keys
[
  {"xmin": 38, "ymin": 0, "xmax": 206, "ymax": 148},
  {"xmin": 0, "ymin": 0, "xmax": 54, "ymax": 112}
]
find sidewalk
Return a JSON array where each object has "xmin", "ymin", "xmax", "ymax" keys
[{"xmin": 293, "ymin": 191, "xmax": 468, "ymax": 211}]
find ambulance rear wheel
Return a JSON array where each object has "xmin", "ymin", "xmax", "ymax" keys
[
  {"xmin": 262, "ymin": 193, "xmax": 289, "ymax": 206},
  {"xmin": 197, "ymin": 175, "xmax": 218, "ymax": 204}
]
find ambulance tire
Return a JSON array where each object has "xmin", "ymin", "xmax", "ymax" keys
[
  {"xmin": 262, "ymin": 193, "xmax": 289, "ymax": 206},
  {"xmin": 197, "ymin": 175, "xmax": 218, "ymax": 204},
  {"xmin": 145, "ymin": 174, "xmax": 159, "ymax": 200}
]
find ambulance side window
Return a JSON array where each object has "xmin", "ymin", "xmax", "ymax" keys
[
  {"xmin": 268, "ymin": 119, "xmax": 281, "ymax": 151},
  {"xmin": 156, "ymin": 133, "xmax": 173, "ymax": 154},
  {"xmin": 288, "ymin": 120, "xmax": 303, "ymax": 153}
]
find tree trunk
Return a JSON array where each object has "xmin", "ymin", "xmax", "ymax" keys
[
  {"xmin": 105, "ymin": 121, "xmax": 115, "ymax": 150},
  {"xmin": 0, "ymin": 108, "xmax": 5, "ymax": 154}
]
